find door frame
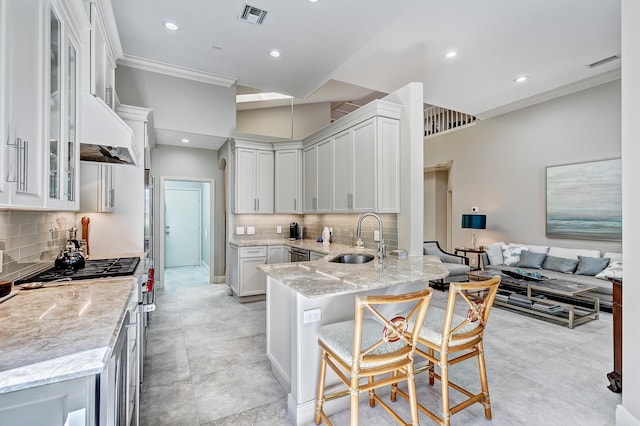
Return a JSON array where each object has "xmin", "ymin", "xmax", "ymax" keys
[{"xmin": 157, "ymin": 176, "xmax": 215, "ymax": 288}]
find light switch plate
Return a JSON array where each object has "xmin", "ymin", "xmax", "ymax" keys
[
  {"xmin": 303, "ymin": 308, "xmax": 322, "ymax": 324},
  {"xmin": 247, "ymin": 226, "xmax": 256, "ymax": 235},
  {"xmin": 374, "ymin": 230, "xmax": 380, "ymax": 241},
  {"xmin": 236, "ymin": 226, "xmax": 245, "ymax": 235},
  {"xmin": 276, "ymin": 226, "xmax": 282, "ymax": 234}
]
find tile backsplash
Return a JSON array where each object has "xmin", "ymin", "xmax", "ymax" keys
[
  {"xmin": 0, "ymin": 211, "xmax": 76, "ymax": 282},
  {"xmin": 233, "ymin": 213, "xmax": 398, "ymax": 251}
]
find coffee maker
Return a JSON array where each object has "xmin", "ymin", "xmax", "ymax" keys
[{"xmin": 289, "ymin": 223, "xmax": 298, "ymax": 241}]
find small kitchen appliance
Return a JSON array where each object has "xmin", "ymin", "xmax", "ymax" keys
[
  {"xmin": 54, "ymin": 227, "xmax": 86, "ymax": 270},
  {"xmin": 289, "ymin": 223, "xmax": 298, "ymax": 240},
  {"xmin": 298, "ymin": 225, "xmax": 304, "ymax": 240}
]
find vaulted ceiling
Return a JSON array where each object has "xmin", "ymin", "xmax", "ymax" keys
[{"xmin": 111, "ymin": 0, "xmax": 620, "ymax": 136}]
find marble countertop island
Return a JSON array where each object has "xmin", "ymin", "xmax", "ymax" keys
[
  {"xmin": 258, "ymin": 253, "xmax": 448, "ymax": 298},
  {"xmin": 0, "ymin": 277, "xmax": 137, "ymax": 394}
]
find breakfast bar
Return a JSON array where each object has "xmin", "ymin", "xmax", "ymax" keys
[{"xmin": 258, "ymin": 253, "xmax": 448, "ymax": 425}]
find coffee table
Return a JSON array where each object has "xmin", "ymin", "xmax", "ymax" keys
[{"xmin": 467, "ymin": 270, "xmax": 600, "ymax": 328}]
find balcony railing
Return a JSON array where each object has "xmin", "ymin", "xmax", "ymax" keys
[{"xmin": 425, "ymin": 106, "xmax": 477, "ymax": 137}]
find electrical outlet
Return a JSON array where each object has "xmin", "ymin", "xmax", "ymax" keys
[
  {"xmin": 276, "ymin": 226, "xmax": 282, "ymax": 234},
  {"xmin": 236, "ymin": 226, "xmax": 245, "ymax": 235},
  {"xmin": 0, "ymin": 250, "xmax": 3, "ymax": 273},
  {"xmin": 247, "ymin": 226, "xmax": 256, "ymax": 235},
  {"xmin": 303, "ymin": 308, "xmax": 322, "ymax": 324},
  {"xmin": 374, "ymin": 230, "xmax": 380, "ymax": 241}
]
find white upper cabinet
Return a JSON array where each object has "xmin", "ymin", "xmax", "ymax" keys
[
  {"xmin": 303, "ymin": 138, "xmax": 333, "ymax": 213},
  {"xmin": 233, "ymin": 141, "xmax": 274, "ymax": 214},
  {"xmin": 2, "ymin": 0, "xmax": 45, "ymax": 208},
  {"xmin": 303, "ymin": 145, "xmax": 317, "ymax": 212},
  {"xmin": 46, "ymin": 0, "xmax": 80, "ymax": 210},
  {"xmin": 0, "ymin": 0, "xmax": 82, "ymax": 210},
  {"xmin": 274, "ymin": 143, "xmax": 302, "ymax": 214},
  {"xmin": 303, "ymin": 100, "xmax": 402, "ymax": 214},
  {"xmin": 89, "ymin": 0, "xmax": 116, "ymax": 108}
]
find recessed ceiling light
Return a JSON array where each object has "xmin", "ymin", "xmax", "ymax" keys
[
  {"xmin": 445, "ymin": 51, "xmax": 457, "ymax": 59},
  {"xmin": 164, "ymin": 21, "xmax": 179, "ymax": 31},
  {"xmin": 180, "ymin": 138, "xmax": 190, "ymax": 143},
  {"xmin": 513, "ymin": 75, "xmax": 528, "ymax": 83},
  {"xmin": 308, "ymin": 0, "xmax": 319, "ymax": 3},
  {"xmin": 269, "ymin": 49, "xmax": 281, "ymax": 58}
]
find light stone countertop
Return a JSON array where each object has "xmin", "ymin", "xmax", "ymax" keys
[
  {"xmin": 257, "ymin": 254, "xmax": 448, "ymax": 298},
  {"xmin": 230, "ymin": 238, "xmax": 355, "ymax": 256},
  {"xmin": 0, "ymin": 277, "xmax": 137, "ymax": 394}
]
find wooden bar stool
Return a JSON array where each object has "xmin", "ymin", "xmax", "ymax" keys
[
  {"xmin": 393, "ymin": 276, "xmax": 501, "ymax": 425},
  {"xmin": 315, "ymin": 287, "xmax": 433, "ymax": 425}
]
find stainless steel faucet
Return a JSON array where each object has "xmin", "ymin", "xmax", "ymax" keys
[{"xmin": 356, "ymin": 213, "xmax": 385, "ymax": 263}]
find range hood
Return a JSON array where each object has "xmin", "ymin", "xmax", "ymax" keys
[{"xmin": 79, "ymin": 93, "xmax": 140, "ymax": 166}]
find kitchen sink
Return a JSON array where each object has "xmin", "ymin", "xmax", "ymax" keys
[{"xmin": 329, "ymin": 253, "xmax": 375, "ymax": 264}]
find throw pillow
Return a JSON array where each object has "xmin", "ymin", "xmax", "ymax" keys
[
  {"xmin": 542, "ymin": 255, "xmax": 579, "ymax": 274},
  {"xmin": 484, "ymin": 242, "xmax": 505, "ymax": 265},
  {"xmin": 575, "ymin": 256, "xmax": 610, "ymax": 276},
  {"xmin": 502, "ymin": 244, "xmax": 527, "ymax": 266},
  {"xmin": 595, "ymin": 261, "xmax": 623, "ymax": 280},
  {"xmin": 517, "ymin": 250, "xmax": 547, "ymax": 269}
]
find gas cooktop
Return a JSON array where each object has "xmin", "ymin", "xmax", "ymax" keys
[{"xmin": 15, "ymin": 257, "xmax": 141, "ymax": 285}]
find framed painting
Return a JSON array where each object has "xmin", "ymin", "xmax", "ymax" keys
[{"xmin": 546, "ymin": 158, "xmax": 621, "ymax": 241}]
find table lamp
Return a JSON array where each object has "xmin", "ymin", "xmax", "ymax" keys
[{"xmin": 461, "ymin": 214, "xmax": 486, "ymax": 249}]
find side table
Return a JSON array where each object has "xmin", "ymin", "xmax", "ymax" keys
[
  {"xmin": 455, "ymin": 247, "xmax": 486, "ymax": 270},
  {"xmin": 607, "ymin": 277, "xmax": 622, "ymax": 392}
]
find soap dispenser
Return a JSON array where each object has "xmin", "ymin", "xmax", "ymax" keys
[{"xmin": 322, "ymin": 227, "xmax": 331, "ymax": 246}]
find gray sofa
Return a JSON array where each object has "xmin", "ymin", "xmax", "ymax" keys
[
  {"xmin": 423, "ymin": 241, "xmax": 471, "ymax": 285},
  {"xmin": 480, "ymin": 243, "xmax": 622, "ymax": 309}
]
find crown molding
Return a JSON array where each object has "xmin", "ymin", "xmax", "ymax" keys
[{"xmin": 118, "ymin": 55, "xmax": 237, "ymax": 87}]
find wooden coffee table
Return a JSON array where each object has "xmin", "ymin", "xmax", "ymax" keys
[{"xmin": 467, "ymin": 270, "xmax": 600, "ymax": 328}]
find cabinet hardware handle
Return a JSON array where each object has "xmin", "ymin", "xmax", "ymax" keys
[
  {"xmin": 7, "ymin": 137, "xmax": 18, "ymax": 184},
  {"xmin": 294, "ymin": 198, "xmax": 296, "ymax": 210},
  {"xmin": 257, "ymin": 199, "xmax": 259, "ymax": 211}
]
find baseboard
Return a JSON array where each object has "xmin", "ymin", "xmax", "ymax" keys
[
  {"xmin": 213, "ymin": 275, "xmax": 225, "ymax": 284},
  {"xmin": 617, "ymin": 405, "xmax": 640, "ymax": 426}
]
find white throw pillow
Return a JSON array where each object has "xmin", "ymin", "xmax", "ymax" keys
[
  {"xmin": 502, "ymin": 244, "xmax": 527, "ymax": 266},
  {"xmin": 513, "ymin": 244, "xmax": 549, "ymax": 254},
  {"xmin": 548, "ymin": 247, "xmax": 600, "ymax": 260},
  {"xmin": 595, "ymin": 261, "xmax": 623, "ymax": 280},
  {"xmin": 484, "ymin": 242, "xmax": 505, "ymax": 265},
  {"xmin": 603, "ymin": 252, "xmax": 623, "ymax": 262}
]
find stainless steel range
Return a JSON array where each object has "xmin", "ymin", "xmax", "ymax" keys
[{"xmin": 15, "ymin": 257, "xmax": 141, "ymax": 284}]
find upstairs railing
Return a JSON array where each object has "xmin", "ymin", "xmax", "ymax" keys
[{"xmin": 424, "ymin": 106, "xmax": 477, "ymax": 137}]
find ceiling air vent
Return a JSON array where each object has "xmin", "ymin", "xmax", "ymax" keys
[
  {"xmin": 587, "ymin": 55, "xmax": 621, "ymax": 69},
  {"xmin": 239, "ymin": 4, "xmax": 268, "ymax": 24}
]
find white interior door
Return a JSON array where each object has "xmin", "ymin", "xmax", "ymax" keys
[{"xmin": 165, "ymin": 188, "xmax": 201, "ymax": 268}]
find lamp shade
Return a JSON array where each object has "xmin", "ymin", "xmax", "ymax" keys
[{"xmin": 461, "ymin": 214, "xmax": 486, "ymax": 230}]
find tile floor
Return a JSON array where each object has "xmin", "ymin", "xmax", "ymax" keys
[{"xmin": 140, "ymin": 266, "xmax": 621, "ymax": 425}]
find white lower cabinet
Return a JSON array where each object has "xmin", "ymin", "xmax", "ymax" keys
[
  {"xmin": 310, "ymin": 251, "xmax": 325, "ymax": 261},
  {"xmin": 0, "ymin": 376, "xmax": 97, "ymax": 425},
  {"xmin": 230, "ymin": 245, "xmax": 267, "ymax": 297},
  {"xmin": 268, "ymin": 245, "xmax": 286, "ymax": 264}
]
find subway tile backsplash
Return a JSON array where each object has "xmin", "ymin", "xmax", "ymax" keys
[
  {"xmin": 233, "ymin": 213, "xmax": 398, "ymax": 251},
  {"xmin": 0, "ymin": 211, "xmax": 76, "ymax": 282}
]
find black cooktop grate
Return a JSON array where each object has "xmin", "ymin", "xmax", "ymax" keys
[{"xmin": 15, "ymin": 257, "xmax": 141, "ymax": 284}]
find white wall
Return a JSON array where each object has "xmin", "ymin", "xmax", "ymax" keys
[
  {"xmin": 620, "ymin": 1, "xmax": 639, "ymax": 423},
  {"xmin": 151, "ymin": 145, "xmax": 221, "ymax": 278},
  {"xmin": 425, "ymin": 80, "xmax": 622, "ymax": 255},
  {"xmin": 383, "ymin": 82, "xmax": 425, "ymax": 256},
  {"xmin": 237, "ymin": 102, "xmax": 331, "ymax": 139},
  {"xmin": 115, "ymin": 66, "xmax": 236, "ymax": 137}
]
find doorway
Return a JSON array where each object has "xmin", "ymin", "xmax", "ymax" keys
[{"xmin": 158, "ymin": 177, "xmax": 215, "ymax": 287}]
